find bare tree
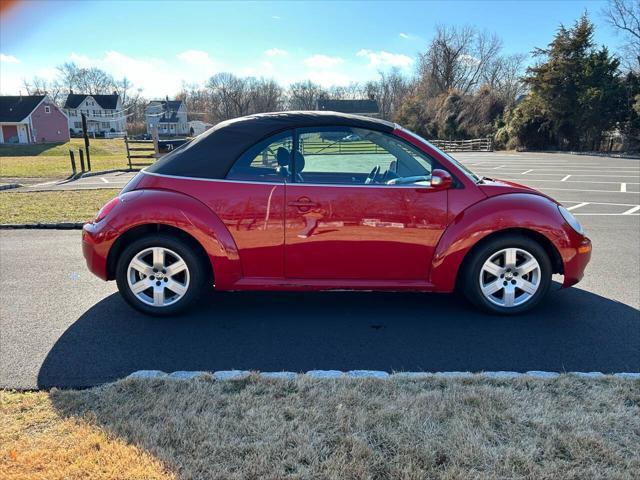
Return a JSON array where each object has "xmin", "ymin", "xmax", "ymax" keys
[
  {"xmin": 364, "ymin": 69, "xmax": 413, "ymax": 120},
  {"xmin": 418, "ymin": 25, "xmax": 503, "ymax": 96},
  {"xmin": 287, "ymin": 80, "xmax": 327, "ymax": 110},
  {"xmin": 603, "ymin": 0, "xmax": 640, "ymax": 70},
  {"xmin": 22, "ymin": 76, "xmax": 64, "ymax": 104},
  {"xmin": 482, "ymin": 53, "xmax": 527, "ymax": 104},
  {"xmin": 56, "ymin": 62, "xmax": 116, "ymax": 95},
  {"xmin": 248, "ymin": 78, "xmax": 284, "ymax": 113}
]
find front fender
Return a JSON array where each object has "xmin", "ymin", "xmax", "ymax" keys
[
  {"xmin": 429, "ymin": 193, "xmax": 572, "ymax": 292},
  {"xmin": 106, "ymin": 189, "xmax": 242, "ymax": 289}
]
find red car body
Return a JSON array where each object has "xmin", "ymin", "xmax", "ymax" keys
[{"xmin": 83, "ymin": 113, "xmax": 591, "ymax": 312}]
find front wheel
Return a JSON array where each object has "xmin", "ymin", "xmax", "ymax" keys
[
  {"xmin": 461, "ymin": 235, "xmax": 552, "ymax": 315},
  {"xmin": 116, "ymin": 234, "xmax": 207, "ymax": 315}
]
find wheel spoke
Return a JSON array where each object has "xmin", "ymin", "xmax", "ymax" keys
[
  {"xmin": 483, "ymin": 261, "xmax": 502, "ymax": 277},
  {"xmin": 518, "ymin": 279, "xmax": 537, "ymax": 295},
  {"xmin": 130, "ymin": 258, "xmax": 153, "ymax": 276},
  {"xmin": 165, "ymin": 260, "xmax": 187, "ymax": 277},
  {"xmin": 153, "ymin": 287, "xmax": 165, "ymax": 306},
  {"xmin": 505, "ymin": 248, "xmax": 517, "ymax": 267},
  {"xmin": 481, "ymin": 280, "xmax": 502, "ymax": 296},
  {"xmin": 518, "ymin": 258, "xmax": 538, "ymax": 276},
  {"xmin": 166, "ymin": 280, "xmax": 187, "ymax": 296},
  {"xmin": 130, "ymin": 279, "xmax": 149, "ymax": 294},
  {"xmin": 503, "ymin": 285, "xmax": 516, "ymax": 307},
  {"xmin": 152, "ymin": 247, "xmax": 165, "ymax": 268}
]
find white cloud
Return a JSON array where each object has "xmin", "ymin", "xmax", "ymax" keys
[
  {"xmin": 356, "ymin": 49, "xmax": 413, "ymax": 68},
  {"xmin": 306, "ymin": 70, "xmax": 351, "ymax": 87},
  {"xmin": 69, "ymin": 52, "xmax": 92, "ymax": 67},
  {"xmin": 0, "ymin": 53, "xmax": 19, "ymax": 63},
  {"xmin": 177, "ymin": 49, "xmax": 215, "ymax": 68},
  {"xmin": 303, "ymin": 54, "xmax": 344, "ymax": 69},
  {"xmin": 264, "ymin": 48, "xmax": 288, "ymax": 57},
  {"xmin": 272, "ymin": 15, "xmax": 281, "ymax": 20},
  {"xmin": 399, "ymin": 33, "xmax": 410, "ymax": 39}
]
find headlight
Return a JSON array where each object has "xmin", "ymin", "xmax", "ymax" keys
[{"xmin": 558, "ymin": 205, "xmax": 584, "ymax": 235}]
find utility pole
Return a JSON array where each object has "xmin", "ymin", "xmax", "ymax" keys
[{"xmin": 81, "ymin": 112, "xmax": 92, "ymax": 171}]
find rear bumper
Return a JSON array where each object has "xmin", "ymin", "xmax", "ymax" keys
[
  {"xmin": 562, "ymin": 236, "xmax": 592, "ymax": 288},
  {"xmin": 82, "ymin": 221, "xmax": 119, "ymax": 280}
]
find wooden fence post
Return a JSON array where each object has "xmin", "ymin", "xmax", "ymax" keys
[
  {"xmin": 69, "ymin": 150, "xmax": 77, "ymax": 176},
  {"xmin": 81, "ymin": 113, "xmax": 91, "ymax": 171},
  {"xmin": 125, "ymin": 136, "xmax": 132, "ymax": 169},
  {"xmin": 78, "ymin": 149, "xmax": 85, "ymax": 173},
  {"xmin": 152, "ymin": 127, "xmax": 159, "ymax": 157}
]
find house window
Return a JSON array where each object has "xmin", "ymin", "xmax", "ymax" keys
[
  {"xmin": 74, "ymin": 122, "xmax": 82, "ymax": 128},
  {"xmin": 44, "ymin": 106, "xmax": 51, "ymax": 114},
  {"xmin": 101, "ymin": 122, "xmax": 109, "ymax": 128}
]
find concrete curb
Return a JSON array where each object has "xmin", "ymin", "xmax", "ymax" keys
[
  {"xmin": 0, "ymin": 183, "xmax": 23, "ymax": 191},
  {"xmin": 78, "ymin": 168, "xmax": 135, "ymax": 179},
  {"xmin": 0, "ymin": 222, "xmax": 84, "ymax": 230},
  {"xmin": 127, "ymin": 370, "xmax": 640, "ymax": 381}
]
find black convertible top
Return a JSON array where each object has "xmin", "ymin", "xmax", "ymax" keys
[{"xmin": 146, "ymin": 111, "xmax": 396, "ymax": 179}]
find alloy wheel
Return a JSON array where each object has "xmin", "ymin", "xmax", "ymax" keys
[
  {"xmin": 127, "ymin": 247, "xmax": 190, "ymax": 307},
  {"xmin": 479, "ymin": 247, "xmax": 541, "ymax": 308}
]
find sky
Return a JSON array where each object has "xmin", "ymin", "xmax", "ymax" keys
[{"xmin": 0, "ymin": 0, "xmax": 624, "ymax": 98}]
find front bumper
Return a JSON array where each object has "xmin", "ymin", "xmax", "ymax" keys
[
  {"xmin": 562, "ymin": 235, "xmax": 592, "ymax": 288},
  {"xmin": 82, "ymin": 221, "xmax": 119, "ymax": 280}
]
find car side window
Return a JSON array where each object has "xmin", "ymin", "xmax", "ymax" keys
[
  {"xmin": 226, "ymin": 131, "xmax": 293, "ymax": 182},
  {"xmin": 295, "ymin": 127, "xmax": 435, "ymax": 186}
]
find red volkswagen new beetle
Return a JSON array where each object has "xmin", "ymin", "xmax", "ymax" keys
[{"xmin": 83, "ymin": 111, "xmax": 591, "ymax": 315}]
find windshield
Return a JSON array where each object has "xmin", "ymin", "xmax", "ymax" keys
[{"xmin": 399, "ymin": 127, "xmax": 481, "ymax": 183}]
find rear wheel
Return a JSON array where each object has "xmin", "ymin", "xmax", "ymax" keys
[
  {"xmin": 462, "ymin": 235, "xmax": 552, "ymax": 315},
  {"xmin": 116, "ymin": 234, "xmax": 207, "ymax": 315}
]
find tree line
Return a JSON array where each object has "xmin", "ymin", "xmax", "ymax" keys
[{"xmin": 22, "ymin": 1, "xmax": 640, "ymax": 151}]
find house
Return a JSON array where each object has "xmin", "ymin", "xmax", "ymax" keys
[
  {"xmin": 145, "ymin": 99, "xmax": 188, "ymax": 136},
  {"xmin": 188, "ymin": 120, "xmax": 213, "ymax": 136},
  {"xmin": 0, "ymin": 95, "xmax": 69, "ymax": 144},
  {"xmin": 316, "ymin": 99, "xmax": 380, "ymax": 117},
  {"xmin": 64, "ymin": 92, "xmax": 125, "ymax": 136}
]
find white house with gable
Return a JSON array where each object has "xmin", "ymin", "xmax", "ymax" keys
[{"xmin": 64, "ymin": 92, "xmax": 125, "ymax": 135}]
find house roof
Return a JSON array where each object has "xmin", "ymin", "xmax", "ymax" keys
[
  {"xmin": 64, "ymin": 94, "xmax": 119, "ymax": 110},
  {"xmin": 0, "ymin": 95, "xmax": 46, "ymax": 122},
  {"xmin": 317, "ymin": 99, "xmax": 379, "ymax": 114},
  {"xmin": 158, "ymin": 112, "xmax": 179, "ymax": 123},
  {"xmin": 147, "ymin": 110, "xmax": 395, "ymax": 180},
  {"xmin": 147, "ymin": 100, "xmax": 184, "ymax": 111}
]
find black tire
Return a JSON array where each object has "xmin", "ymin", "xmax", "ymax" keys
[
  {"xmin": 461, "ymin": 234, "xmax": 552, "ymax": 315},
  {"xmin": 115, "ymin": 233, "xmax": 208, "ymax": 316}
]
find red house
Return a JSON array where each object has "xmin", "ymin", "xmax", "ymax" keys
[{"xmin": 0, "ymin": 95, "xmax": 69, "ymax": 144}]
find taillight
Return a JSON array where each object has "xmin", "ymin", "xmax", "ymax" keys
[{"xmin": 95, "ymin": 197, "xmax": 120, "ymax": 222}]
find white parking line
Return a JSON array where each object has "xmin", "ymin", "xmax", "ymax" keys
[
  {"xmin": 499, "ymin": 177, "xmax": 639, "ymax": 185},
  {"xmin": 100, "ymin": 177, "xmax": 109, "ymax": 183},
  {"xmin": 27, "ymin": 180, "xmax": 58, "ymax": 188},
  {"xmin": 537, "ymin": 187, "xmax": 639, "ymax": 194},
  {"xmin": 566, "ymin": 202, "xmax": 589, "ymax": 211},
  {"xmin": 559, "ymin": 200, "xmax": 640, "ymax": 206},
  {"xmin": 623, "ymin": 205, "xmax": 640, "ymax": 215},
  {"xmin": 621, "ymin": 183, "xmax": 627, "ymax": 192},
  {"xmin": 521, "ymin": 169, "xmax": 533, "ymax": 175},
  {"xmin": 561, "ymin": 175, "xmax": 571, "ymax": 182},
  {"xmin": 574, "ymin": 213, "xmax": 640, "ymax": 216}
]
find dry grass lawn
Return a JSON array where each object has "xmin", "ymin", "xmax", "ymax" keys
[
  {"xmin": 0, "ymin": 390, "xmax": 173, "ymax": 480},
  {"xmin": 3, "ymin": 375, "xmax": 639, "ymax": 479},
  {"xmin": 0, "ymin": 138, "xmax": 128, "ymax": 178},
  {"xmin": 0, "ymin": 189, "xmax": 120, "ymax": 224}
]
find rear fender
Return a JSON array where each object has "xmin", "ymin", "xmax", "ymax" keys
[
  {"xmin": 430, "ymin": 193, "xmax": 569, "ymax": 292},
  {"xmin": 107, "ymin": 189, "xmax": 241, "ymax": 288}
]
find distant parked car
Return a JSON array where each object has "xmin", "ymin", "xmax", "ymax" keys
[{"xmin": 83, "ymin": 112, "xmax": 591, "ymax": 315}]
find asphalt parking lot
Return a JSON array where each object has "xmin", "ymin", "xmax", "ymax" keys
[{"xmin": 1, "ymin": 152, "xmax": 638, "ymax": 389}]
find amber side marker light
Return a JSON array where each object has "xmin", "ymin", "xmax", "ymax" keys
[{"xmin": 578, "ymin": 244, "xmax": 592, "ymax": 254}]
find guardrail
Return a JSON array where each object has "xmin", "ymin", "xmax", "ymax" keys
[{"xmin": 429, "ymin": 137, "xmax": 493, "ymax": 152}]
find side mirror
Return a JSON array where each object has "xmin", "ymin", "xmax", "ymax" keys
[{"xmin": 430, "ymin": 169, "xmax": 453, "ymax": 190}]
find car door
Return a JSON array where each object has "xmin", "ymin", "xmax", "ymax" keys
[
  {"xmin": 284, "ymin": 127, "xmax": 449, "ymax": 281},
  {"xmin": 220, "ymin": 131, "xmax": 292, "ymax": 279}
]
